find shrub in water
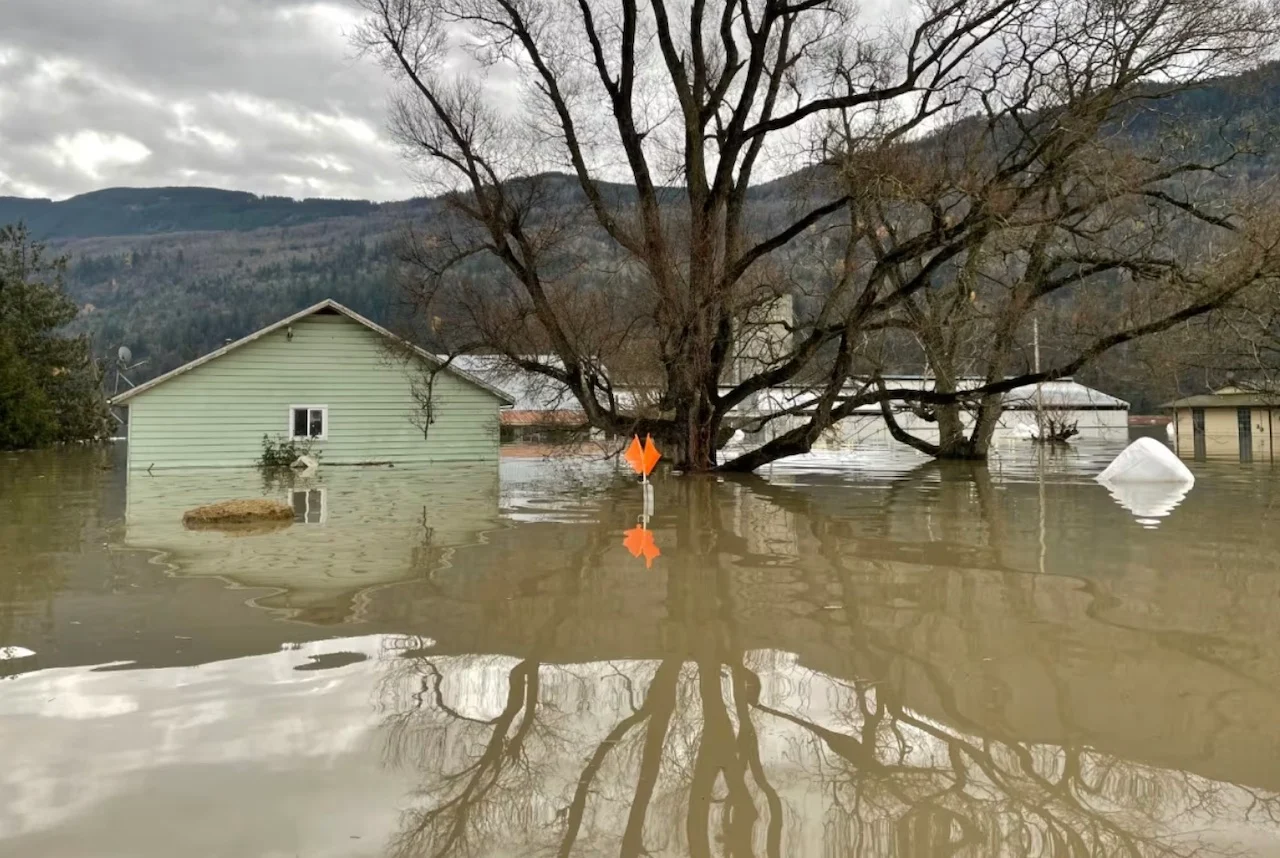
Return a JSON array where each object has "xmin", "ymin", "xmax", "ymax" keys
[{"xmin": 258, "ymin": 434, "xmax": 319, "ymax": 469}]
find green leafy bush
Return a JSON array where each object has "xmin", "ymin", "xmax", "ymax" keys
[{"xmin": 258, "ymin": 434, "xmax": 320, "ymax": 469}]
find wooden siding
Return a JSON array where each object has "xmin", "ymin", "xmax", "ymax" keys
[{"xmin": 126, "ymin": 313, "xmax": 501, "ymax": 468}]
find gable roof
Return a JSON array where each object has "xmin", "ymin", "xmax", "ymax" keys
[{"xmin": 109, "ymin": 299, "xmax": 515, "ymax": 406}]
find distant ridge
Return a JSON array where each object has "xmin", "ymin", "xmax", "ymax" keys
[{"xmin": 0, "ymin": 186, "xmax": 384, "ymax": 240}]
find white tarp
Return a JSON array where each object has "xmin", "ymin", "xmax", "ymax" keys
[
  {"xmin": 1096, "ymin": 438, "xmax": 1195, "ymax": 527},
  {"xmin": 1096, "ymin": 437, "xmax": 1195, "ymax": 485}
]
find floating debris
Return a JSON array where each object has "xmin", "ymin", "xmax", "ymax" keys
[
  {"xmin": 292, "ymin": 454, "xmax": 319, "ymax": 474},
  {"xmin": 0, "ymin": 646, "xmax": 36, "ymax": 660},
  {"xmin": 1096, "ymin": 438, "xmax": 1195, "ymax": 528},
  {"xmin": 1096, "ymin": 437, "xmax": 1195, "ymax": 485}
]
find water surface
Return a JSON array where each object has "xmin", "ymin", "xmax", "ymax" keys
[{"xmin": 2, "ymin": 441, "xmax": 1279, "ymax": 857}]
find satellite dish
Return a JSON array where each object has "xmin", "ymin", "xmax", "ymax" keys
[{"xmin": 118, "ymin": 345, "xmax": 132, "ymax": 365}]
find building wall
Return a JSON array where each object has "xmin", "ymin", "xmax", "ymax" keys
[
  {"xmin": 126, "ymin": 313, "xmax": 501, "ymax": 468},
  {"xmin": 809, "ymin": 408, "xmax": 1129, "ymax": 450},
  {"xmin": 1174, "ymin": 406, "xmax": 1275, "ymax": 461}
]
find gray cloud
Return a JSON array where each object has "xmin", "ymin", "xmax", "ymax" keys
[{"xmin": 0, "ymin": 0, "xmax": 414, "ymax": 201}]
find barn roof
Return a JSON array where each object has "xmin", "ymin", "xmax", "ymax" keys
[{"xmin": 109, "ymin": 300, "xmax": 514, "ymax": 406}]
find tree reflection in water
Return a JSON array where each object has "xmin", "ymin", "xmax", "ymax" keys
[{"xmin": 374, "ymin": 471, "xmax": 1280, "ymax": 858}]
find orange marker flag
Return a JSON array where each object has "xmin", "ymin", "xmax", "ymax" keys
[
  {"xmin": 641, "ymin": 434, "xmax": 661, "ymax": 476},
  {"xmin": 623, "ymin": 525, "xmax": 661, "ymax": 568},
  {"xmin": 624, "ymin": 435, "xmax": 645, "ymax": 475},
  {"xmin": 624, "ymin": 434, "xmax": 662, "ymax": 477}
]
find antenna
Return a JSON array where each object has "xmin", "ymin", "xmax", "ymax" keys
[{"xmin": 113, "ymin": 344, "xmax": 149, "ymax": 395}]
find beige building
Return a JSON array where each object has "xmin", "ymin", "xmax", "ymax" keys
[{"xmin": 1165, "ymin": 385, "xmax": 1279, "ymax": 461}]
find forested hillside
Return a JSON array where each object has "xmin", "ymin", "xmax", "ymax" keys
[
  {"xmin": 0, "ymin": 187, "xmax": 380, "ymax": 240},
  {"xmin": 3, "ymin": 61, "xmax": 1279, "ymax": 408}
]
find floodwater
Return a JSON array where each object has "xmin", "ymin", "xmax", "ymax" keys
[{"xmin": 2, "ymin": 439, "xmax": 1280, "ymax": 857}]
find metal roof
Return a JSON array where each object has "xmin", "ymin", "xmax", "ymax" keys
[
  {"xmin": 447, "ymin": 355, "xmax": 579, "ymax": 413},
  {"xmin": 1001, "ymin": 380, "xmax": 1129, "ymax": 410},
  {"xmin": 742, "ymin": 377, "xmax": 1127, "ymax": 415},
  {"xmin": 109, "ymin": 300, "xmax": 515, "ymax": 406}
]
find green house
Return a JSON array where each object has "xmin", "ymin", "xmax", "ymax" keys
[{"xmin": 110, "ymin": 300, "xmax": 513, "ymax": 469}]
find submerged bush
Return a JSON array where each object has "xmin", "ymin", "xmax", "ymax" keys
[{"xmin": 258, "ymin": 434, "xmax": 319, "ymax": 469}]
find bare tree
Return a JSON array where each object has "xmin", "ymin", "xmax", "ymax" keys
[
  {"xmin": 356, "ymin": 0, "xmax": 1280, "ymax": 471},
  {"xmin": 1137, "ymin": 272, "xmax": 1280, "ymax": 405}
]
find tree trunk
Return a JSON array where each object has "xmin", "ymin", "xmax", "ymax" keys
[
  {"xmin": 935, "ymin": 401, "xmax": 967, "ymax": 453},
  {"xmin": 932, "ymin": 395, "xmax": 1002, "ymax": 459},
  {"xmin": 674, "ymin": 393, "xmax": 720, "ymax": 472}
]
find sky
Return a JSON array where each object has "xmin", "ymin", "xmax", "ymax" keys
[{"xmin": 0, "ymin": 0, "xmax": 411, "ymax": 202}]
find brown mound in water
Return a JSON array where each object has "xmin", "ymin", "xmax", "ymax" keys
[
  {"xmin": 183, "ymin": 517, "xmax": 294, "ymax": 536},
  {"xmin": 182, "ymin": 499, "xmax": 295, "ymax": 527}
]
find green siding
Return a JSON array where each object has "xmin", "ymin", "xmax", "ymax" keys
[{"xmin": 126, "ymin": 313, "xmax": 501, "ymax": 468}]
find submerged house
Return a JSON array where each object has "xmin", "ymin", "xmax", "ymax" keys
[
  {"xmin": 1164, "ymin": 385, "xmax": 1279, "ymax": 462},
  {"xmin": 739, "ymin": 376, "xmax": 1130, "ymax": 450},
  {"xmin": 110, "ymin": 300, "xmax": 513, "ymax": 469}
]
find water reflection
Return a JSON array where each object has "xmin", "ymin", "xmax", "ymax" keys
[
  {"xmin": 1101, "ymin": 480, "xmax": 1194, "ymax": 528},
  {"xmin": 2, "ymin": 447, "xmax": 1280, "ymax": 856},
  {"xmin": 368, "ymin": 473, "xmax": 1280, "ymax": 855},
  {"xmin": 123, "ymin": 464, "xmax": 502, "ymax": 624},
  {"xmin": 379, "ymin": 651, "xmax": 1279, "ymax": 857},
  {"xmin": 371, "ymin": 474, "xmax": 1280, "ymax": 857},
  {"xmin": 623, "ymin": 481, "xmax": 661, "ymax": 567}
]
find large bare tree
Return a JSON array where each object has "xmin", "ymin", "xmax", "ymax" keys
[{"xmin": 356, "ymin": 0, "xmax": 1280, "ymax": 471}]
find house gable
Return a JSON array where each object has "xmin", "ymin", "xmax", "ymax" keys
[{"xmin": 122, "ymin": 312, "xmax": 501, "ymax": 469}]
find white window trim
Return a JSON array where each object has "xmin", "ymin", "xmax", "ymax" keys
[
  {"xmin": 288, "ymin": 404, "xmax": 329, "ymax": 441},
  {"xmin": 289, "ymin": 486, "xmax": 328, "ymax": 524}
]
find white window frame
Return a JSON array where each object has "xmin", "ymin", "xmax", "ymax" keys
[
  {"xmin": 289, "ymin": 486, "xmax": 328, "ymax": 524},
  {"xmin": 289, "ymin": 405, "xmax": 329, "ymax": 441}
]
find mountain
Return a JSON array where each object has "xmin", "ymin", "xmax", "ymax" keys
[
  {"xmin": 5, "ymin": 62, "xmax": 1280, "ymax": 404},
  {"xmin": 0, "ymin": 187, "xmax": 382, "ymax": 240}
]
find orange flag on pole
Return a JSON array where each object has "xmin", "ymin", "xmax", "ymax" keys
[
  {"xmin": 624, "ymin": 435, "xmax": 645, "ymax": 474},
  {"xmin": 624, "ymin": 434, "xmax": 662, "ymax": 478}
]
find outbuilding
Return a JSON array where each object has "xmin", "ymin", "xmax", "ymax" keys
[
  {"xmin": 1163, "ymin": 385, "xmax": 1278, "ymax": 462},
  {"xmin": 110, "ymin": 300, "xmax": 513, "ymax": 469}
]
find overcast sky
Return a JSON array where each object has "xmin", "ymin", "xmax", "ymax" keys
[{"xmin": 0, "ymin": 1, "xmax": 413, "ymax": 201}]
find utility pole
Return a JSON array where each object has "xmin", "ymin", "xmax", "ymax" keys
[{"xmin": 1034, "ymin": 317, "xmax": 1045, "ymax": 436}]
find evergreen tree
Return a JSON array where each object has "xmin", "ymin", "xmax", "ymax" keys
[{"xmin": 0, "ymin": 224, "xmax": 111, "ymax": 449}]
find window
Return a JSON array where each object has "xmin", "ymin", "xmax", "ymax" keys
[
  {"xmin": 290, "ymin": 488, "xmax": 326, "ymax": 524},
  {"xmin": 290, "ymin": 405, "xmax": 327, "ymax": 440}
]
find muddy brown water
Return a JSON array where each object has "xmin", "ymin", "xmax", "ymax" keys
[{"xmin": 2, "ymin": 440, "xmax": 1279, "ymax": 857}]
